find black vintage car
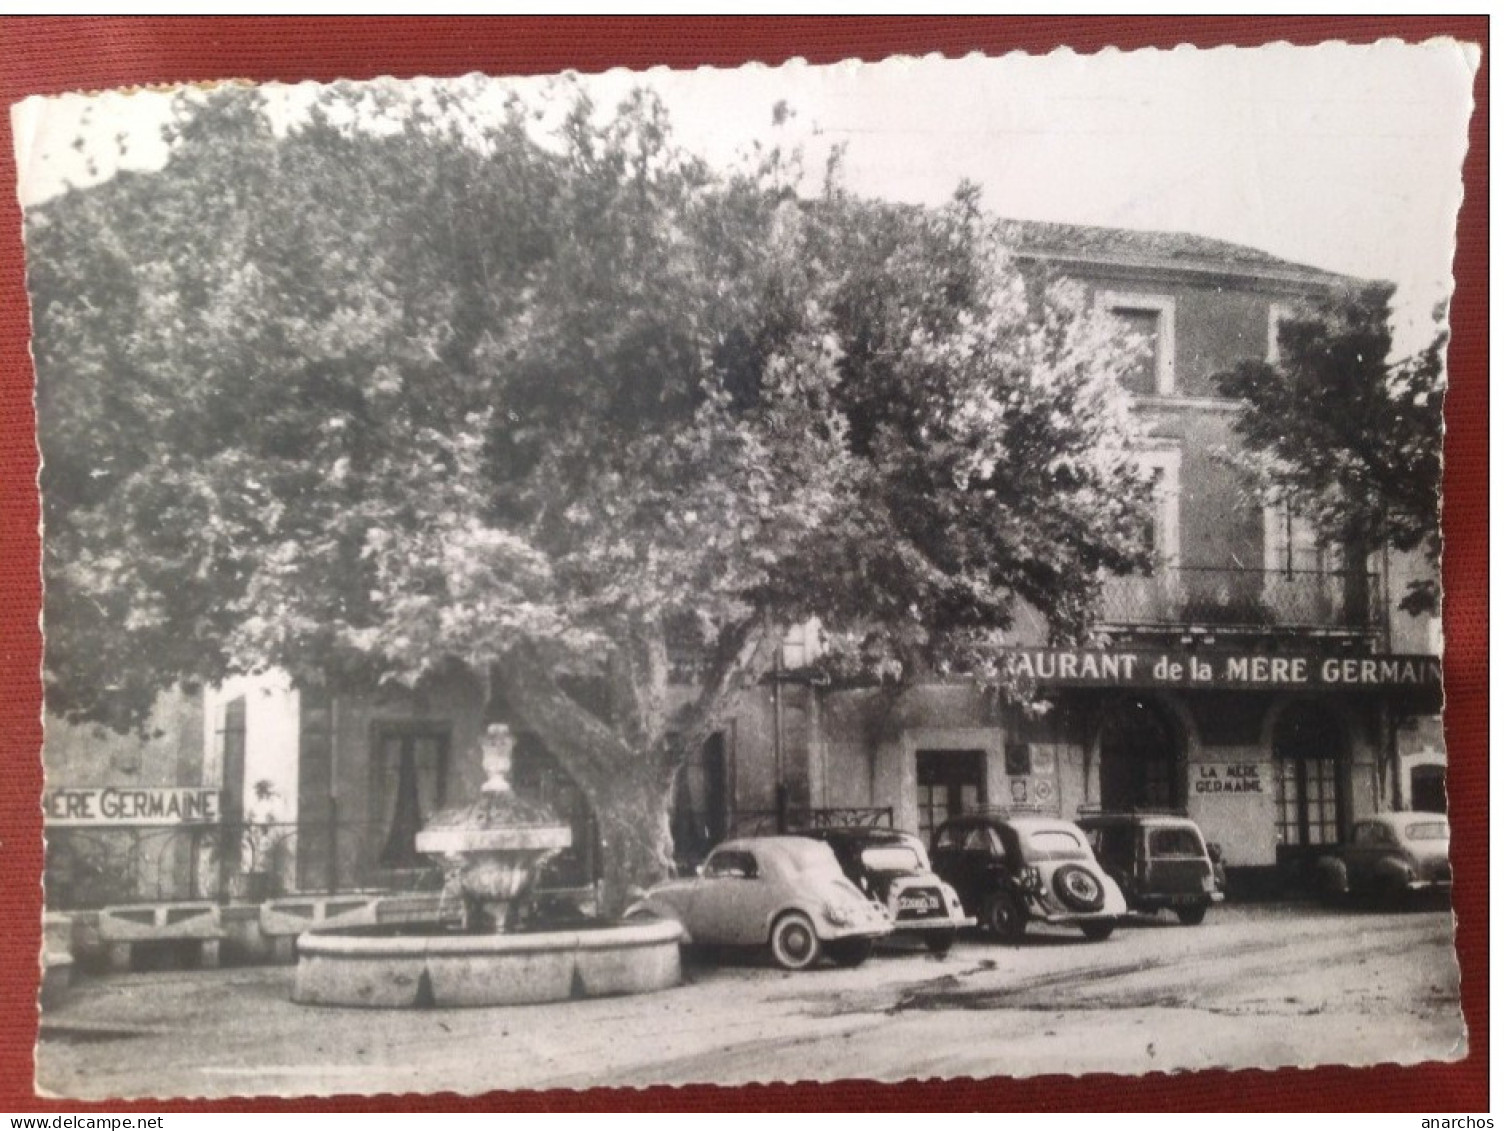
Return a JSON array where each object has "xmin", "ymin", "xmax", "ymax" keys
[
  {"xmin": 929, "ymin": 813, "xmax": 1127, "ymax": 942},
  {"xmin": 794, "ymin": 827, "xmax": 973, "ymax": 954}
]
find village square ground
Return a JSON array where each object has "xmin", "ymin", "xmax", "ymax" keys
[{"xmin": 37, "ymin": 902, "xmax": 1463, "ymax": 1100}]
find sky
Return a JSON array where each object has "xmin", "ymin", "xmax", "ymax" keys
[{"xmin": 12, "ymin": 40, "xmax": 1478, "ymax": 354}]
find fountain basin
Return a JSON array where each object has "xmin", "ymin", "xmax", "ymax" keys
[{"xmin": 293, "ymin": 918, "xmax": 684, "ymax": 1008}]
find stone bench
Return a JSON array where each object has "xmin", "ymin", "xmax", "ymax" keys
[
  {"xmin": 258, "ymin": 896, "xmax": 387, "ymax": 962},
  {"xmin": 40, "ymin": 912, "xmax": 75, "ymax": 1005},
  {"xmin": 94, "ymin": 902, "xmax": 224, "ymax": 971}
]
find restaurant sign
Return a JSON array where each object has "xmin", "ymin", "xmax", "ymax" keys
[
  {"xmin": 43, "ymin": 787, "xmax": 222, "ymax": 827},
  {"xmin": 1002, "ymin": 649, "xmax": 1441, "ymax": 691}
]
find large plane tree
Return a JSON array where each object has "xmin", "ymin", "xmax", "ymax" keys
[{"xmin": 28, "ymin": 83, "xmax": 1151, "ymax": 910}]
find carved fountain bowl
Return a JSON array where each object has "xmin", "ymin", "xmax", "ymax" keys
[{"xmin": 417, "ymin": 826, "xmax": 573, "ymax": 907}]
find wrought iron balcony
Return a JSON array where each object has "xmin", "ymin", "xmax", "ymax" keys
[{"xmin": 1098, "ymin": 567, "xmax": 1382, "ymax": 634}]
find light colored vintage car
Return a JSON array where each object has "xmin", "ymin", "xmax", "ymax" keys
[
  {"xmin": 1315, "ymin": 812, "xmax": 1452, "ymax": 903},
  {"xmin": 628, "ymin": 836, "xmax": 893, "ymax": 970}
]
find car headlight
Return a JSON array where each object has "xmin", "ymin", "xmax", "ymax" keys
[{"xmin": 823, "ymin": 900, "xmax": 855, "ymax": 926}]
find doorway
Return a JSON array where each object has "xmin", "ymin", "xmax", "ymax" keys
[
  {"xmin": 1272, "ymin": 700, "xmax": 1346, "ymax": 871},
  {"xmin": 916, "ymin": 750, "xmax": 987, "ymax": 842},
  {"xmin": 671, "ymin": 732, "xmax": 729, "ymax": 870},
  {"xmin": 1098, "ymin": 695, "xmax": 1184, "ymax": 811}
]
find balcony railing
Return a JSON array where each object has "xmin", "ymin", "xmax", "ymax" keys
[{"xmin": 1098, "ymin": 567, "xmax": 1381, "ymax": 633}]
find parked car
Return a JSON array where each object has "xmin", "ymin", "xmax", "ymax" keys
[
  {"xmin": 793, "ymin": 827, "xmax": 974, "ymax": 954},
  {"xmin": 929, "ymin": 813, "xmax": 1127, "ymax": 942},
  {"xmin": 1075, "ymin": 810, "xmax": 1225, "ymax": 925},
  {"xmin": 1315, "ymin": 812, "xmax": 1452, "ymax": 903},
  {"xmin": 627, "ymin": 836, "xmax": 892, "ymax": 970}
]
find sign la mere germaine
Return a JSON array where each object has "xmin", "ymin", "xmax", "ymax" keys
[{"xmin": 1003, "ymin": 648, "xmax": 1441, "ymax": 690}]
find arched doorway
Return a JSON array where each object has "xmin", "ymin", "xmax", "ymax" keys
[
  {"xmin": 1098, "ymin": 696, "xmax": 1185, "ymax": 810},
  {"xmin": 1272, "ymin": 700, "xmax": 1346, "ymax": 872}
]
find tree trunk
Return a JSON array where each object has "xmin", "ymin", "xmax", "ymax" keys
[
  {"xmin": 590, "ymin": 763, "xmax": 677, "ymax": 918},
  {"xmin": 490, "ymin": 652, "xmax": 678, "ymax": 917}
]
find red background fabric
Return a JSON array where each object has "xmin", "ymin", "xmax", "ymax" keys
[{"xmin": 0, "ymin": 17, "xmax": 1486, "ymax": 1112}]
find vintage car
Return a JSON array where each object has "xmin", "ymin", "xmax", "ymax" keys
[
  {"xmin": 1076, "ymin": 810, "xmax": 1226, "ymax": 925},
  {"xmin": 793, "ymin": 827, "xmax": 974, "ymax": 954},
  {"xmin": 627, "ymin": 836, "xmax": 892, "ymax": 970},
  {"xmin": 1315, "ymin": 812, "xmax": 1452, "ymax": 903},
  {"xmin": 930, "ymin": 813, "xmax": 1127, "ymax": 941}
]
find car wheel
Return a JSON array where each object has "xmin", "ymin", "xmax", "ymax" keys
[
  {"xmin": 983, "ymin": 894, "xmax": 1028, "ymax": 942},
  {"xmin": 769, "ymin": 912, "xmax": 823, "ymax": 971},
  {"xmin": 1053, "ymin": 864, "xmax": 1106, "ymax": 912},
  {"xmin": 826, "ymin": 938, "xmax": 873, "ymax": 968},
  {"xmin": 1175, "ymin": 902, "xmax": 1209, "ymax": 926},
  {"xmin": 924, "ymin": 930, "xmax": 957, "ymax": 957},
  {"xmin": 1080, "ymin": 921, "xmax": 1115, "ymax": 941}
]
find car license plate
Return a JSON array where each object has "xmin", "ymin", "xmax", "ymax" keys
[{"xmin": 897, "ymin": 893, "xmax": 941, "ymax": 914}]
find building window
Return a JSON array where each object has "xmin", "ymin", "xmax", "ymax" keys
[
  {"xmin": 1137, "ymin": 449, "xmax": 1181, "ymax": 567},
  {"xmin": 1101, "ymin": 291, "xmax": 1176, "ymax": 395},
  {"xmin": 371, "ymin": 725, "xmax": 449, "ymax": 871},
  {"xmin": 1263, "ymin": 500, "xmax": 1328, "ymax": 576},
  {"xmin": 1267, "ymin": 301, "xmax": 1295, "ymax": 364},
  {"xmin": 1260, "ymin": 499, "xmax": 1365, "ymax": 628}
]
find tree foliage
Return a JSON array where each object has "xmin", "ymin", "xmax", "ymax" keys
[
  {"xmin": 1212, "ymin": 283, "xmax": 1445, "ymax": 613},
  {"xmin": 29, "ymin": 82, "xmax": 1151, "ymax": 904}
]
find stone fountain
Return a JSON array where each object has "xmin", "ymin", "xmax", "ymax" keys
[
  {"xmin": 414, "ymin": 724, "xmax": 573, "ymax": 933},
  {"xmin": 293, "ymin": 724, "xmax": 682, "ymax": 1008}
]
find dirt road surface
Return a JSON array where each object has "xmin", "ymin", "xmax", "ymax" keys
[{"xmin": 37, "ymin": 903, "xmax": 1464, "ymax": 1100}]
